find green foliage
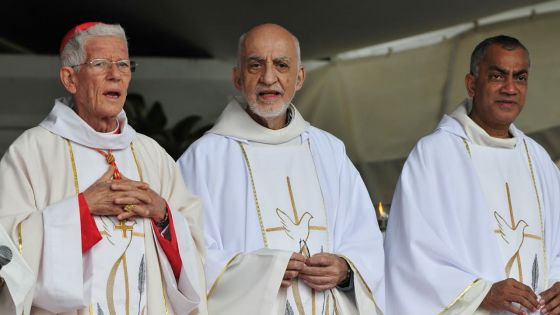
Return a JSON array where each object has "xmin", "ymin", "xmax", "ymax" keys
[{"xmin": 124, "ymin": 93, "xmax": 212, "ymax": 159}]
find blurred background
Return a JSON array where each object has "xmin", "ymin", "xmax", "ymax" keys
[{"xmin": 1, "ymin": 0, "xmax": 560, "ymax": 210}]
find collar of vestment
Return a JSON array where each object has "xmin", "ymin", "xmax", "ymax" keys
[
  {"xmin": 39, "ymin": 97, "xmax": 136, "ymax": 150},
  {"xmin": 208, "ymin": 97, "xmax": 310, "ymax": 145},
  {"xmin": 449, "ymin": 98, "xmax": 519, "ymax": 149}
]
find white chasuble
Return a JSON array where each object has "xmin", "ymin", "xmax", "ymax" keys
[
  {"xmin": 242, "ymin": 139, "xmax": 335, "ymax": 315},
  {"xmin": 471, "ymin": 143, "xmax": 546, "ymax": 294},
  {"xmin": 72, "ymin": 143, "xmax": 148, "ymax": 315}
]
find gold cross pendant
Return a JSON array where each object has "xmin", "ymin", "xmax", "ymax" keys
[{"xmin": 114, "ymin": 220, "xmax": 134, "ymax": 238}]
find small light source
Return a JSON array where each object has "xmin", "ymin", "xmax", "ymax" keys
[{"xmin": 377, "ymin": 202, "xmax": 389, "ymax": 231}]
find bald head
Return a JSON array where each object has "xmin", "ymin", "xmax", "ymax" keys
[{"xmin": 237, "ymin": 24, "xmax": 301, "ymax": 67}]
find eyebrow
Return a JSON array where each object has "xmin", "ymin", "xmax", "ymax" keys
[
  {"xmin": 488, "ymin": 65, "xmax": 528, "ymax": 76},
  {"xmin": 246, "ymin": 56, "xmax": 292, "ymax": 63},
  {"xmin": 273, "ymin": 57, "xmax": 291, "ymax": 63}
]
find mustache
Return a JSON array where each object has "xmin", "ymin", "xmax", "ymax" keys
[{"xmin": 255, "ymin": 84, "xmax": 284, "ymax": 94}]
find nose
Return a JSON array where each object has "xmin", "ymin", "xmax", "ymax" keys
[
  {"xmin": 500, "ymin": 76, "xmax": 517, "ymax": 95},
  {"xmin": 260, "ymin": 61, "xmax": 277, "ymax": 85},
  {"xmin": 107, "ymin": 62, "xmax": 122, "ymax": 80}
]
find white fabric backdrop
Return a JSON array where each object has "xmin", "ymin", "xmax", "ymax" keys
[{"xmin": 296, "ymin": 11, "xmax": 560, "ymax": 203}]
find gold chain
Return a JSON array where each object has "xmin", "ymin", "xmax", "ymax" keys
[
  {"xmin": 238, "ymin": 143, "xmax": 269, "ymax": 248},
  {"xmin": 66, "ymin": 139, "xmax": 80, "ymax": 193},
  {"xmin": 130, "ymin": 143, "xmax": 144, "ymax": 182}
]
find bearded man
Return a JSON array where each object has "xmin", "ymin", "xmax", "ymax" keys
[{"xmin": 177, "ymin": 23, "xmax": 384, "ymax": 315}]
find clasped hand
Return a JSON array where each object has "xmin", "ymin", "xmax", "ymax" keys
[
  {"xmin": 83, "ymin": 167, "xmax": 167, "ymax": 221},
  {"xmin": 480, "ymin": 278, "xmax": 560, "ymax": 314},
  {"xmin": 281, "ymin": 252, "xmax": 349, "ymax": 291}
]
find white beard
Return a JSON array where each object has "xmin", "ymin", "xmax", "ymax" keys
[{"xmin": 247, "ymin": 100, "xmax": 290, "ymax": 119}]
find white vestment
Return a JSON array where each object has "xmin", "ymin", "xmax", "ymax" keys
[
  {"xmin": 0, "ymin": 98, "xmax": 208, "ymax": 315},
  {"xmin": 177, "ymin": 99, "xmax": 385, "ymax": 315},
  {"xmin": 385, "ymin": 99, "xmax": 560, "ymax": 315}
]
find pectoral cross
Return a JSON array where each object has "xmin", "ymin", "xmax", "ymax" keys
[{"xmin": 114, "ymin": 220, "xmax": 134, "ymax": 238}]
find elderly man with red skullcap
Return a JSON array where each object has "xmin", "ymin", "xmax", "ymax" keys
[{"xmin": 0, "ymin": 22, "xmax": 207, "ymax": 315}]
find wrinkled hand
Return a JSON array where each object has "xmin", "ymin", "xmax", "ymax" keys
[
  {"xmin": 83, "ymin": 167, "xmax": 166, "ymax": 221},
  {"xmin": 540, "ymin": 281, "xmax": 560, "ymax": 314},
  {"xmin": 281, "ymin": 252, "xmax": 306, "ymax": 288},
  {"xmin": 299, "ymin": 253, "xmax": 349, "ymax": 291},
  {"xmin": 480, "ymin": 278, "xmax": 539, "ymax": 314},
  {"xmin": 111, "ymin": 173, "xmax": 166, "ymax": 221}
]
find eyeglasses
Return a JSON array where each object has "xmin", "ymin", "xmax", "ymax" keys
[{"xmin": 71, "ymin": 58, "xmax": 137, "ymax": 73}]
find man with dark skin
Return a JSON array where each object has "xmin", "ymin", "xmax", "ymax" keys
[{"xmin": 386, "ymin": 35, "xmax": 560, "ymax": 315}]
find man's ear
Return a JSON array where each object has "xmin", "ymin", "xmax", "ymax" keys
[
  {"xmin": 60, "ymin": 66, "xmax": 78, "ymax": 94},
  {"xmin": 465, "ymin": 73, "xmax": 476, "ymax": 98},
  {"xmin": 295, "ymin": 65, "xmax": 306, "ymax": 91},
  {"xmin": 232, "ymin": 66, "xmax": 242, "ymax": 91}
]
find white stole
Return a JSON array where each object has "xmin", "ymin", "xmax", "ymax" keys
[
  {"xmin": 243, "ymin": 138, "xmax": 334, "ymax": 315},
  {"xmin": 471, "ymin": 143, "xmax": 546, "ymax": 293},
  {"xmin": 72, "ymin": 142, "xmax": 148, "ymax": 315}
]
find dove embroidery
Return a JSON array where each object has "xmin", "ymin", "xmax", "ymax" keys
[
  {"xmin": 494, "ymin": 210, "xmax": 528, "ymax": 277},
  {"xmin": 276, "ymin": 208, "xmax": 314, "ymax": 243}
]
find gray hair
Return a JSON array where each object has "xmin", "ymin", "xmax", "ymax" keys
[
  {"xmin": 236, "ymin": 27, "xmax": 301, "ymax": 67},
  {"xmin": 470, "ymin": 35, "xmax": 530, "ymax": 77},
  {"xmin": 60, "ymin": 23, "xmax": 128, "ymax": 71}
]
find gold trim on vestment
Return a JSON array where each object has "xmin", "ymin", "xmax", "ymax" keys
[
  {"xmin": 16, "ymin": 222, "xmax": 23, "ymax": 255},
  {"xmin": 123, "ymin": 254, "xmax": 131, "ymax": 315},
  {"xmin": 462, "ymin": 139, "xmax": 471, "ymax": 157},
  {"xmin": 523, "ymin": 139, "xmax": 548, "ymax": 287},
  {"xmin": 114, "ymin": 221, "xmax": 135, "ymax": 238},
  {"xmin": 266, "ymin": 226, "xmax": 327, "ymax": 233},
  {"xmin": 66, "ymin": 139, "xmax": 80, "ymax": 193},
  {"xmin": 502, "ymin": 183, "xmax": 525, "ymax": 280},
  {"xmin": 336, "ymin": 254, "xmax": 382, "ymax": 313},
  {"xmin": 239, "ymin": 143, "xmax": 269, "ymax": 247},
  {"xmin": 130, "ymin": 143, "xmax": 144, "ymax": 182},
  {"xmin": 207, "ymin": 253, "xmax": 242, "ymax": 298},
  {"xmin": 438, "ymin": 278, "xmax": 481, "ymax": 314},
  {"xmin": 159, "ymin": 267, "xmax": 170, "ymax": 315},
  {"xmin": 286, "ymin": 177, "xmax": 300, "ymax": 224},
  {"xmin": 107, "ymin": 231, "xmax": 135, "ymax": 315},
  {"xmin": 524, "ymin": 233, "xmax": 542, "ymax": 240},
  {"xmin": 292, "ymin": 278, "xmax": 306, "ymax": 315},
  {"xmin": 312, "ymin": 288, "xmax": 316, "ymax": 315},
  {"xmin": 494, "ymin": 230, "xmax": 542, "ymax": 240},
  {"xmin": 100, "ymin": 231, "xmax": 145, "ymax": 238},
  {"xmin": 107, "ymin": 256, "xmax": 122, "ymax": 315}
]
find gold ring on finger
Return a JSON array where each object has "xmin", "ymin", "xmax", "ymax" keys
[{"xmin": 124, "ymin": 204, "xmax": 135, "ymax": 212}]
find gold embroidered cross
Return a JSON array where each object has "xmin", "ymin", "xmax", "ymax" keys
[{"xmin": 114, "ymin": 220, "xmax": 134, "ymax": 238}]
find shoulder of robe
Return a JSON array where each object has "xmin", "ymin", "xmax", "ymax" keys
[
  {"xmin": 307, "ymin": 126, "xmax": 346, "ymax": 155},
  {"xmin": 180, "ymin": 133, "xmax": 233, "ymax": 160},
  {"xmin": 414, "ymin": 128, "xmax": 458, "ymax": 155},
  {"xmin": 523, "ymin": 135, "xmax": 551, "ymax": 158},
  {"xmin": 4, "ymin": 126, "xmax": 58, "ymax": 156}
]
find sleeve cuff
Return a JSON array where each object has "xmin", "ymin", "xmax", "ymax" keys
[
  {"xmin": 152, "ymin": 205, "xmax": 183, "ymax": 279},
  {"xmin": 78, "ymin": 193, "xmax": 102, "ymax": 253}
]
